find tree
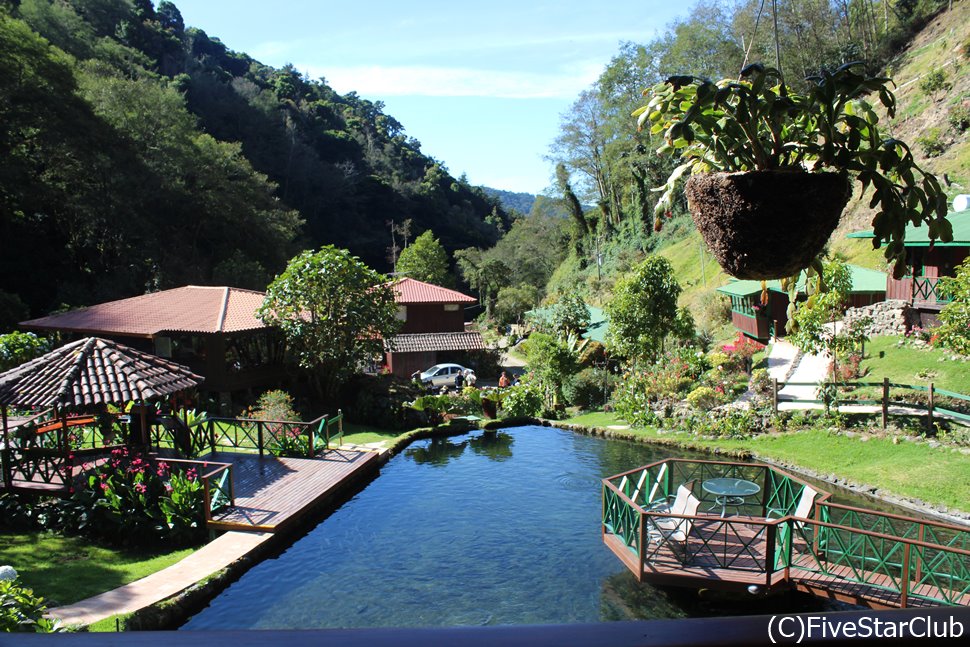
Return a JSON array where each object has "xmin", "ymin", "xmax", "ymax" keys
[
  {"xmin": 789, "ymin": 258, "xmax": 870, "ymax": 385},
  {"xmin": 395, "ymin": 230, "xmax": 452, "ymax": 287},
  {"xmin": 258, "ymin": 246, "xmax": 400, "ymax": 402},
  {"xmin": 605, "ymin": 256, "xmax": 682, "ymax": 364},
  {"xmin": 494, "ymin": 284, "xmax": 540, "ymax": 327},
  {"xmin": 522, "ymin": 332, "xmax": 577, "ymax": 408},
  {"xmin": 550, "ymin": 291, "xmax": 591, "ymax": 336},
  {"xmin": 0, "ymin": 332, "xmax": 52, "ymax": 371},
  {"xmin": 936, "ymin": 257, "xmax": 970, "ymax": 357}
]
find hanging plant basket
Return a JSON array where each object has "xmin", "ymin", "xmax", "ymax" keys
[{"xmin": 685, "ymin": 170, "xmax": 851, "ymax": 280}]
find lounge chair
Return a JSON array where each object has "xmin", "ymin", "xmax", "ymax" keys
[{"xmin": 647, "ymin": 480, "xmax": 701, "ymax": 562}]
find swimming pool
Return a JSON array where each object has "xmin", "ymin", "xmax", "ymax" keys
[{"xmin": 182, "ymin": 426, "xmax": 824, "ymax": 629}]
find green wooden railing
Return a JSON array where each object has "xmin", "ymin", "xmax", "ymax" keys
[
  {"xmin": 195, "ymin": 412, "xmax": 344, "ymax": 457},
  {"xmin": 157, "ymin": 457, "xmax": 234, "ymax": 522},
  {"xmin": 602, "ymin": 458, "xmax": 970, "ymax": 607}
]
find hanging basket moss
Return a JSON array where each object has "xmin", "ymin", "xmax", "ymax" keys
[{"xmin": 685, "ymin": 170, "xmax": 851, "ymax": 280}]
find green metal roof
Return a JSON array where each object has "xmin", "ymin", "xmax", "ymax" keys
[
  {"xmin": 846, "ymin": 211, "xmax": 970, "ymax": 247},
  {"xmin": 715, "ymin": 264, "xmax": 887, "ymax": 298}
]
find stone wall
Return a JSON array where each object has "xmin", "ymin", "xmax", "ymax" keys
[{"xmin": 843, "ymin": 299, "xmax": 917, "ymax": 337}]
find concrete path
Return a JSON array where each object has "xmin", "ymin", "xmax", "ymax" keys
[
  {"xmin": 777, "ymin": 347, "xmax": 831, "ymax": 409},
  {"xmin": 49, "ymin": 530, "xmax": 271, "ymax": 628}
]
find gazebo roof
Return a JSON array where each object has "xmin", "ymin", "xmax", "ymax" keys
[{"xmin": 0, "ymin": 337, "xmax": 202, "ymax": 408}]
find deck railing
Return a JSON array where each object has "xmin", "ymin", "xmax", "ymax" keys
[
  {"xmin": 197, "ymin": 412, "xmax": 342, "ymax": 457},
  {"xmin": 155, "ymin": 457, "xmax": 234, "ymax": 522},
  {"xmin": 602, "ymin": 458, "xmax": 970, "ymax": 608}
]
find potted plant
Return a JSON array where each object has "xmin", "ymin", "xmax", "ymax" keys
[{"xmin": 635, "ymin": 62, "xmax": 951, "ymax": 280}]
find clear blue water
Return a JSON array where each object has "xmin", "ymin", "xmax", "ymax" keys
[{"xmin": 181, "ymin": 426, "xmax": 817, "ymax": 630}]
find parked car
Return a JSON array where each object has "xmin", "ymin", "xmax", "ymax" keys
[{"xmin": 412, "ymin": 363, "xmax": 473, "ymax": 388}]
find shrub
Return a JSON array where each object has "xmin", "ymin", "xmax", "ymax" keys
[
  {"xmin": 501, "ymin": 380, "xmax": 544, "ymax": 418},
  {"xmin": 0, "ymin": 332, "xmax": 51, "ymax": 372},
  {"xmin": 67, "ymin": 449, "xmax": 206, "ymax": 546},
  {"xmin": 693, "ymin": 408, "xmax": 763, "ymax": 438},
  {"xmin": 919, "ymin": 69, "xmax": 949, "ymax": 97},
  {"xmin": 563, "ymin": 367, "xmax": 615, "ymax": 410},
  {"xmin": 247, "ymin": 389, "xmax": 298, "ymax": 421},
  {"xmin": 685, "ymin": 386, "xmax": 722, "ymax": 411},
  {"xmin": 916, "ymin": 127, "xmax": 947, "ymax": 157},
  {"xmin": 948, "ymin": 103, "xmax": 970, "ymax": 133},
  {"xmin": 0, "ymin": 569, "xmax": 59, "ymax": 633}
]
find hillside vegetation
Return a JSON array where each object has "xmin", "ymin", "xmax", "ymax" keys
[
  {"xmin": 531, "ymin": 0, "xmax": 968, "ymax": 330},
  {"xmin": 0, "ymin": 1, "xmax": 508, "ymax": 323}
]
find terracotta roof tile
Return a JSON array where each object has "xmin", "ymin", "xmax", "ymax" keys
[
  {"xmin": 0, "ymin": 337, "xmax": 202, "ymax": 408},
  {"xmin": 391, "ymin": 278, "xmax": 476, "ymax": 304},
  {"xmin": 20, "ymin": 286, "xmax": 268, "ymax": 337},
  {"xmin": 385, "ymin": 332, "xmax": 486, "ymax": 353}
]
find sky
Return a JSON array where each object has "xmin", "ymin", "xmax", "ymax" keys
[{"xmin": 172, "ymin": 1, "xmax": 697, "ymax": 195}]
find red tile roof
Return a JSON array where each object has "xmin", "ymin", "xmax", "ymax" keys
[
  {"xmin": 20, "ymin": 286, "xmax": 268, "ymax": 338},
  {"xmin": 0, "ymin": 337, "xmax": 202, "ymax": 407},
  {"xmin": 384, "ymin": 332, "xmax": 486, "ymax": 353},
  {"xmin": 391, "ymin": 278, "xmax": 476, "ymax": 304}
]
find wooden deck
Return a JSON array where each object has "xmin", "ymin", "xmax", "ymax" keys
[
  {"xmin": 204, "ymin": 448, "xmax": 380, "ymax": 533},
  {"xmin": 605, "ymin": 516, "xmax": 968, "ymax": 609}
]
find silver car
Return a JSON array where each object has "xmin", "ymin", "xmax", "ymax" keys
[{"xmin": 412, "ymin": 363, "xmax": 472, "ymax": 388}]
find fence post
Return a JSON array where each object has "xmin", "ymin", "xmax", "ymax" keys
[
  {"xmin": 209, "ymin": 420, "xmax": 216, "ymax": 455},
  {"xmin": 257, "ymin": 422, "xmax": 265, "ymax": 456},
  {"xmin": 882, "ymin": 377, "xmax": 889, "ymax": 429},
  {"xmin": 927, "ymin": 382, "xmax": 935, "ymax": 433},
  {"xmin": 308, "ymin": 422, "xmax": 315, "ymax": 458},
  {"xmin": 900, "ymin": 543, "xmax": 911, "ymax": 609},
  {"xmin": 772, "ymin": 378, "xmax": 778, "ymax": 415}
]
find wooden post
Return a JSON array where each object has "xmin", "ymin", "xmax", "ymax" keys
[
  {"xmin": 771, "ymin": 378, "xmax": 778, "ymax": 415},
  {"xmin": 882, "ymin": 377, "xmax": 889, "ymax": 429},
  {"xmin": 765, "ymin": 523, "xmax": 777, "ymax": 587},
  {"xmin": 927, "ymin": 383, "xmax": 935, "ymax": 433},
  {"xmin": 900, "ymin": 543, "xmax": 911, "ymax": 609},
  {"xmin": 307, "ymin": 423, "xmax": 315, "ymax": 458},
  {"xmin": 1, "ymin": 405, "xmax": 10, "ymax": 490},
  {"xmin": 257, "ymin": 422, "xmax": 265, "ymax": 456}
]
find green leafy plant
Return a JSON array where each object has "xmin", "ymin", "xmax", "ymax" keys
[
  {"xmin": 500, "ymin": 379, "xmax": 544, "ymax": 418},
  {"xmin": 0, "ymin": 568, "xmax": 59, "ymax": 633},
  {"xmin": 636, "ymin": 62, "xmax": 950, "ymax": 275}
]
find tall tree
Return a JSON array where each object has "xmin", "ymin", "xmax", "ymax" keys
[
  {"xmin": 605, "ymin": 256, "xmax": 683, "ymax": 364},
  {"xmin": 258, "ymin": 246, "xmax": 400, "ymax": 402},
  {"xmin": 395, "ymin": 230, "xmax": 453, "ymax": 287}
]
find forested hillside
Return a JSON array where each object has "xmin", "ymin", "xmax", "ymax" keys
[
  {"xmin": 0, "ymin": 0, "xmax": 508, "ymax": 324},
  {"xmin": 532, "ymin": 0, "xmax": 967, "ymax": 321}
]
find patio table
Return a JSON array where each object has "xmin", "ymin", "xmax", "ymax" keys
[{"xmin": 702, "ymin": 477, "xmax": 760, "ymax": 517}]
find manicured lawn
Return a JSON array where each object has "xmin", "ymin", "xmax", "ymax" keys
[
  {"xmin": 0, "ymin": 532, "xmax": 194, "ymax": 607},
  {"xmin": 859, "ymin": 336, "xmax": 970, "ymax": 394},
  {"xmin": 561, "ymin": 410, "xmax": 970, "ymax": 512},
  {"xmin": 341, "ymin": 422, "xmax": 407, "ymax": 447}
]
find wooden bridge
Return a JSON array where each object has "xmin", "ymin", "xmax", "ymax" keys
[{"xmin": 603, "ymin": 459, "xmax": 970, "ymax": 609}]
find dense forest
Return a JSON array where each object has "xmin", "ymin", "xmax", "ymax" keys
[
  {"xmin": 491, "ymin": 0, "xmax": 968, "ymax": 317},
  {"xmin": 0, "ymin": 0, "xmax": 510, "ymax": 326}
]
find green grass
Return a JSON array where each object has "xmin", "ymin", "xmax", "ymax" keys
[
  {"xmin": 341, "ymin": 422, "xmax": 408, "ymax": 447},
  {"xmin": 859, "ymin": 336, "xmax": 970, "ymax": 394},
  {"xmin": 0, "ymin": 532, "xmax": 194, "ymax": 608},
  {"xmin": 561, "ymin": 410, "xmax": 970, "ymax": 512}
]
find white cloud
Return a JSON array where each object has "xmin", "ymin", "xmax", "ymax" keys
[{"xmin": 302, "ymin": 64, "xmax": 603, "ymax": 99}]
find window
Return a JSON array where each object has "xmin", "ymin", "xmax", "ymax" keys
[
  {"xmin": 444, "ymin": 304, "xmax": 460, "ymax": 312},
  {"xmin": 396, "ymin": 306, "xmax": 407, "ymax": 321}
]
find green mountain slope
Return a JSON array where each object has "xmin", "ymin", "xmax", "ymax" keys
[{"xmin": 0, "ymin": 1, "xmax": 508, "ymax": 319}]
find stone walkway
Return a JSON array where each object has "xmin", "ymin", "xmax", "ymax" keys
[{"xmin": 50, "ymin": 531, "xmax": 272, "ymax": 628}]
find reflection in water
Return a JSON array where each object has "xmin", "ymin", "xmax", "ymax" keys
[
  {"xmin": 404, "ymin": 436, "xmax": 468, "ymax": 466},
  {"xmin": 183, "ymin": 426, "xmax": 839, "ymax": 631},
  {"xmin": 468, "ymin": 431, "xmax": 514, "ymax": 461}
]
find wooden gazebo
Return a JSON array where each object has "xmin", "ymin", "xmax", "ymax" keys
[{"xmin": 0, "ymin": 337, "xmax": 202, "ymax": 493}]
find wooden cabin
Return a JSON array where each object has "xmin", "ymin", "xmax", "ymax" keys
[
  {"xmin": 716, "ymin": 265, "xmax": 887, "ymax": 342},
  {"xmin": 19, "ymin": 286, "xmax": 285, "ymax": 400},
  {"xmin": 383, "ymin": 278, "xmax": 485, "ymax": 378},
  {"xmin": 847, "ymin": 207, "xmax": 970, "ymax": 327}
]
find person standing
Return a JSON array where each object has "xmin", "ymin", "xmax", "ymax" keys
[
  {"xmin": 498, "ymin": 371, "xmax": 510, "ymax": 388},
  {"xmin": 454, "ymin": 370, "xmax": 465, "ymax": 391}
]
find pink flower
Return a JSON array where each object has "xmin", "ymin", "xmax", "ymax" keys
[{"xmin": 134, "ymin": 483, "xmax": 146, "ymax": 494}]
